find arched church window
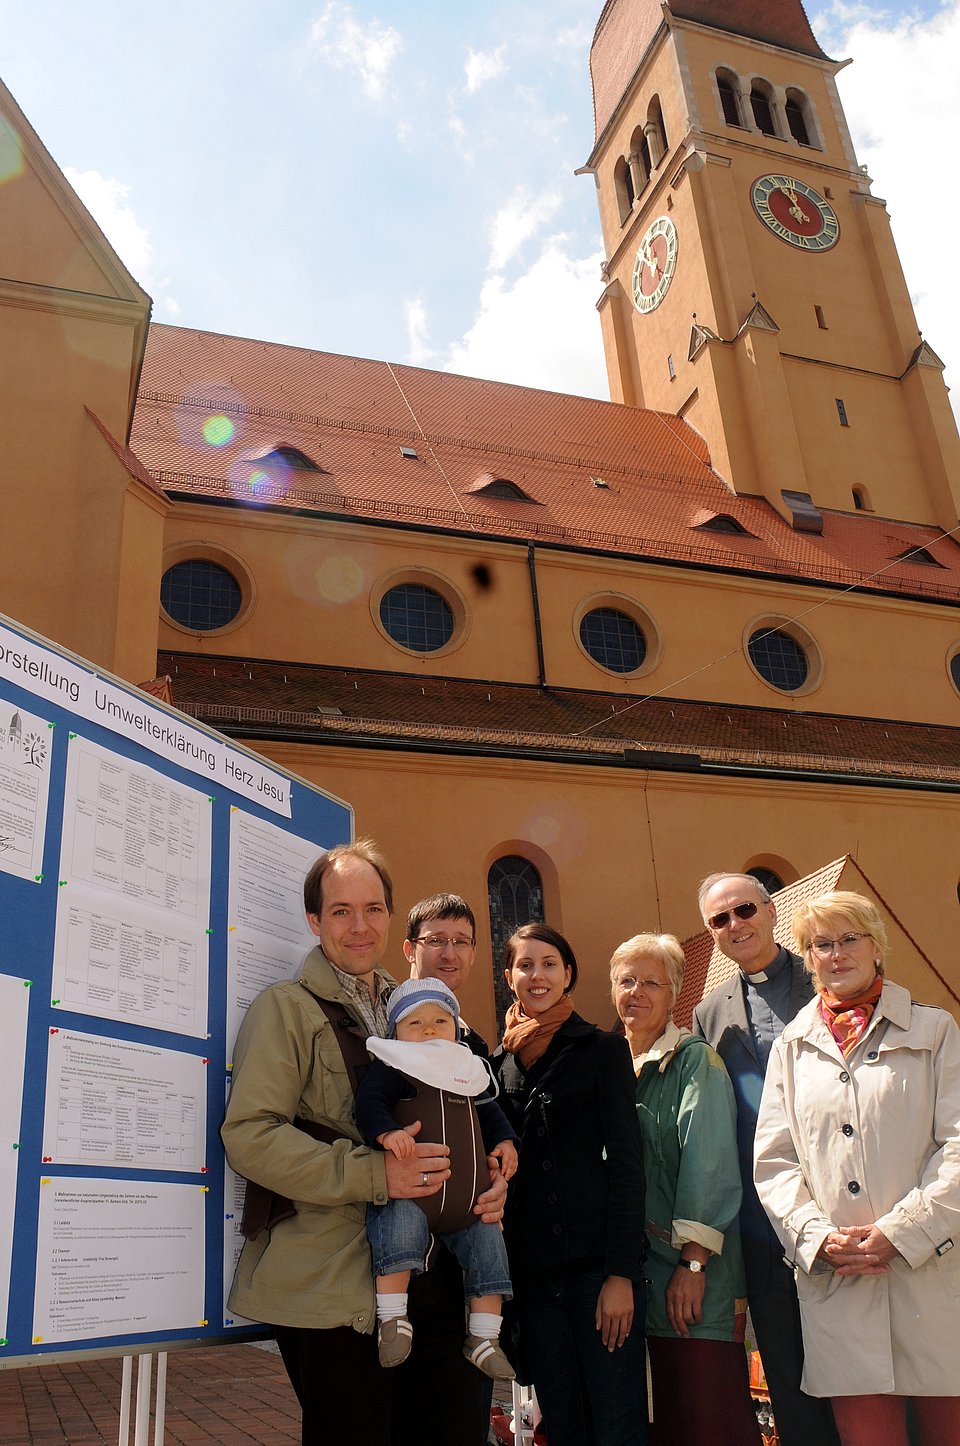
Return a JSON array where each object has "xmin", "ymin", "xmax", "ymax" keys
[
  {"xmin": 750, "ymin": 80, "xmax": 779, "ymax": 137},
  {"xmin": 615, "ymin": 155, "xmax": 635, "ymax": 225},
  {"xmin": 785, "ymin": 89, "xmax": 814, "ymax": 146},
  {"xmin": 488, "ymin": 856, "xmax": 545, "ymax": 1029},
  {"xmin": 746, "ymin": 865, "xmax": 784, "ymax": 895},
  {"xmin": 716, "ymin": 70, "xmax": 743, "ymax": 128}
]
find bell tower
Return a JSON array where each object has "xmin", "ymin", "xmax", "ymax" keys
[{"xmin": 581, "ymin": 0, "xmax": 960, "ymax": 530}]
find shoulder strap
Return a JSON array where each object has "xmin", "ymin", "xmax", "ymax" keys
[
  {"xmin": 239, "ymin": 984, "xmax": 373, "ymax": 1240},
  {"xmin": 303, "ymin": 987, "xmax": 371, "ymax": 1096}
]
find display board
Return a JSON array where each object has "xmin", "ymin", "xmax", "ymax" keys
[{"xmin": 0, "ymin": 614, "xmax": 351, "ymax": 1367}]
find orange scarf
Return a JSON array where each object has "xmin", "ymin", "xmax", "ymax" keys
[
  {"xmin": 819, "ymin": 974, "xmax": 884, "ymax": 1057},
  {"xmin": 501, "ymin": 995, "xmax": 574, "ymax": 1067}
]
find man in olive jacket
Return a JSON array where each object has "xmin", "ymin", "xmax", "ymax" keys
[{"xmin": 222, "ymin": 841, "xmax": 503, "ymax": 1446}]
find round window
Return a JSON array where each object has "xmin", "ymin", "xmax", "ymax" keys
[
  {"xmin": 161, "ymin": 560, "xmax": 242, "ymax": 631},
  {"xmin": 747, "ymin": 628, "xmax": 808, "ymax": 691},
  {"xmin": 579, "ymin": 607, "xmax": 647, "ymax": 674},
  {"xmin": 951, "ymin": 653, "xmax": 960, "ymax": 695},
  {"xmin": 379, "ymin": 583, "xmax": 454, "ymax": 653}
]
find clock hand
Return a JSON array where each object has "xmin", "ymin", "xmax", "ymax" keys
[
  {"xmin": 643, "ymin": 242, "xmax": 662, "ymax": 280},
  {"xmin": 782, "ymin": 185, "xmax": 810, "ymax": 224}
]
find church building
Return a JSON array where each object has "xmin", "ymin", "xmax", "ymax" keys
[{"xmin": 2, "ymin": 0, "xmax": 959, "ymax": 1036}]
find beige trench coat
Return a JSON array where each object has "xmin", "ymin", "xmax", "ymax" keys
[
  {"xmin": 221, "ymin": 947, "xmax": 392, "ymax": 1332},
  {"xmin": 754, "ymin": 980, "xmax": 960, "ymax": 1397}
]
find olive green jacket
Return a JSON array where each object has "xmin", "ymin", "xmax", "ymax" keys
[{"xmin": 221, "ymin": 947, "xmax": 394, "ymax": 1331}]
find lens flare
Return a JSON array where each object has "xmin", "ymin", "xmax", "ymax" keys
[
  {"xmin": 0, "ymin": 116, "xmax": 24, "ymax": 185},
  {"xmin": 248, "ymin": 469, "xmax": 273, "ymax": 495},
  {"xmin": 528, "ymin": 814, "xmax": 561, "ymax": 847},
  {"xmin": 524, "ymin": 806, "xmax": 587, "ymax": 863},
  {"xmin": 203, "ymin": 414, "xmax": 235, "ymax": 447},
  {"xmin": 316, "ymin": 556, "xmax": 365, "ymax": 604}
]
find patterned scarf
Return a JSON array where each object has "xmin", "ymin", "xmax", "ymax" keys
[
  {"xmin": 819, "ymin": 973, "xmax": 884, "ymax": 1057},
  {"xmin": 501, "ymin": 994, "xmax": 575, "ymax": 1067}
]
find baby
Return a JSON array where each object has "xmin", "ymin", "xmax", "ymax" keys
[{"xmin": 356, "ymin": 977, "xmax": 518, "ymax": 1377}]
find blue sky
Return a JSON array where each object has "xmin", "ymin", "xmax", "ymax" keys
[{"xmin": 2, "ymin": 0, "xmax": 958, "ymax": 406}]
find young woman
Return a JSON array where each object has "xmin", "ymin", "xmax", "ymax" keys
[{"xmin": 494, "ymin": 923, "xmax": 649, "ymax": 1446}]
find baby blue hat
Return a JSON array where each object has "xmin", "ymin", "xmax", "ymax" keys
[{"xmin": 387, "ymin": 977, "xmax": 461, "ymax": 1037}]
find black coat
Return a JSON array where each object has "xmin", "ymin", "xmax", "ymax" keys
[
  {"xmin": 691, "ymin": 949, "xmax": 816, "ymax": 1287},
  {"xmin": 493, "ymin": 1013, "xmax": 646, "ymax": 1281}
]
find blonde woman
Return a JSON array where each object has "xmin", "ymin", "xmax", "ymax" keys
[
  {"xmin": 755, "ymin": 891, "xmax": 960, "ymax": 1446},
  {"xmin": 612, "ymin": 933, "xmax": 759, "ymax": 1446}
]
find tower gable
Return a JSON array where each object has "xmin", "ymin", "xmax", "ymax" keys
[{"xmin": 590, "ymin": 0, "xmax": 829, "ymax": 142}]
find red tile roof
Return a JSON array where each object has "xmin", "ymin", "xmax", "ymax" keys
[
  {"xmin": 85, "ymin": 409, "xmax": 168, "ymax": 503},
  {"xmin": 137, "ymin": 675, "xmax": 173, "ymax": 704},
  {"xmin": 590, "ymin": 0, "xmax": 829, "ymax": 143},
  {"xmin": 133, "ymin": 326, "xmax": 960, "ymax": 607},
  {"xmin": 160, "ymin": 652, "xmax": 960, "ymax": 785}
]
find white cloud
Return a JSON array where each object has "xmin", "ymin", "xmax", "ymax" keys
[
  {"xmin": 464, "ymin": 46, "xmax": 505, "ymax": 94},
  {"xmin": 553, "ymin": 24, "xmax": 594, "ymax": 51},
  {"xmin": 65, "ymin": 167, "xmax": 152, "ymax": 280},
  {"xmin": 820, "ymin": 2, "xmax": 960, "ymax": 410},
  {"xmin": 444, "ymin": 238, "xmax": 608, "ymax": 398},
  {"xmin": 488, "ymin": 186, "xmax": 563, "ymax": 271},
  {"xmin": 308, "ymin": 1, "xmax": 403, "ymax": 102},
  {"xmin": 405, "ymin": 295, "xmax": 434, "ymax": 367},
  {"xmin": 447, "ymin": 109, "xmax": 469, "ymax": 154},
  {"xmin": 64, "ymin": 166, "xmax": 184, "ymax": 317}
]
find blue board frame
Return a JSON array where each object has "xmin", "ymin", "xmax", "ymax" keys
[{"xmin": 0, "ymin": 615, "xmax": 351, "ymax": 1367}]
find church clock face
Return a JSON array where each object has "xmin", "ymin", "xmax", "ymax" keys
[
  {"xmin": 632, "ymin": 216, "xmax": 678, "ymax": 313},
  {"xmin": 751, "ymin": 175, "xmax": 840, "ymax": 252}
]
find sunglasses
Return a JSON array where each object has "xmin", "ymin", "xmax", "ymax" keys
[{"xmin": 708, "ymin": 901, "xmax": 759, "ymax": 931}]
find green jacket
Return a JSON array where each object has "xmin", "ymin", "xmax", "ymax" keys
[
  {"xmin": 635, "ymin": 1025, "xmax": 747, "ymax": 1340},
  {"xmin": 221, "ymin": 947, "xmax": 394, "ymax": 1332}
]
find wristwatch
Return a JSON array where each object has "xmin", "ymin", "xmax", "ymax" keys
[{"xmin": 676, "ymin": 1258, "xmax": 705, "ymax": 1273}]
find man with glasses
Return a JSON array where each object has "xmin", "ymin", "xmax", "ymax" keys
[
  {"xmin": 400, "ymin": 894, "xmax": 494, "ymax": 1441},
  {"xmin": 404, "ymin": 894, "xmax": 488, "ymax": 1057},
  {"xmin": 692, "ymin": 874, "xmax": 839, "ymax": 1446}
]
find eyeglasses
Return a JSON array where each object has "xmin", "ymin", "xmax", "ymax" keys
[
  {"xmin": 707, "ymin": 901, "xmax": 758, "ymax": 931},
  {"xmin": 413, "ymin": 935, "xmax": 475, "ymax": 953},
  {"xmin": 615, "ymin": 976, "xmax": 670, "ymax": 993},
  {"xmin": 809, "ymin": 933, "xmax": 871, "ymax": 958}
]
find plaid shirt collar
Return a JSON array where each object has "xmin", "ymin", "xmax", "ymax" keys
[{"xmin": 328, "ymin": 962, "xmax": 391, "ymax": 1037}]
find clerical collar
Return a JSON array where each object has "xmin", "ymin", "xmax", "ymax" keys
[{"xmin": 741, "ymin": 946, "xmax": 789, "ymax": 988}]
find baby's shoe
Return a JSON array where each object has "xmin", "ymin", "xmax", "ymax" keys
[
  {"xmin": 378, "ymin": 1315, "xmax": 413, "ymax": 1368},
  {"xmin": 463, "ymin": 1333, "xmax": 515, "ymax": 1380}
]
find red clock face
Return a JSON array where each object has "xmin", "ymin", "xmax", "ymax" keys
[
  {"xmin": 631, "ymin": 217, "xmax": 679, "ymax": 313},
  {"xmin": 766, "ymin": 186, "xmax": 824, "ymax": 238},
  {"xmin": 637, "ymin": 235, "xmax": 670, "ymax": 297},
  {"xmin": 751, "ymin": 175, "xmax": 840, "ymax": 252}
]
